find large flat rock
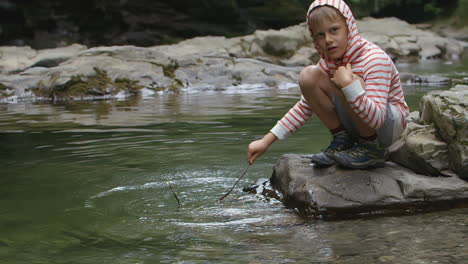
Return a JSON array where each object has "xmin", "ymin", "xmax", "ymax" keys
[{"xmin": 271, "ymin": 154, "xmax": 468, "ymax": 217}]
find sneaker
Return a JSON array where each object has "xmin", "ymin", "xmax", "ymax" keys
[
  {"xmin": 331, "ymin": 139, "xmax": 385, "ymax": 169},
  {"xmin": 307, "ymin": 131, "xmax": 354, "ymax": 167}
]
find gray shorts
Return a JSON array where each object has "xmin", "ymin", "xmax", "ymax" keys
[{"xmin": 333, "ymin": 95, "xmax": 404, "ymax": 148}]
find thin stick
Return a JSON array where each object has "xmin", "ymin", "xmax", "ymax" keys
[
  {"xmin": 168, "ymin": 181, "xmax": 181, "ymax": 206},
  {"xmin": 219, "ymin": 164, "xmax": 251, "ymax": 201}
]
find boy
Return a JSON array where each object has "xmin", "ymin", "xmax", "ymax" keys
[{"xmin": 247, "ymin": 0, "xmax": 409, "ymax": 169}]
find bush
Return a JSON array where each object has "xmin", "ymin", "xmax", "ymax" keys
[{"xmin": 456, "ymin": 0, "xmax": 468, "ymax": 25}]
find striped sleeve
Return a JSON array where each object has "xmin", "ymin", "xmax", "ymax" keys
[
  {"xmin": 342, "ymin": 56, "xmax": 393, "ymax": 129},
  {"xmin": 270, "ymin": 96, "xmax": 313, "ymax": 140},
  {"xmin": 388, "ymin": 72, "xmax": 410, "ymax": 126}
]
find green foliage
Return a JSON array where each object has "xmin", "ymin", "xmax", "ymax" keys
[
  {"xmin": 424, "ymin": 2, "xmax": 443, "ymax": 17},
  {"xmin": 162, "ymin": 60, "xmax": 179, "ymax": 79},
  {"xmin": 456, "ymin": 0, "xmax": 468, "ymax": 25},
  {"xmin": 347, "ymin": 0, "xmax": 455, "ymax": 22},
  {"xmin": 0, "ymin": 83, "xmax": 8, "ymax": 98}
]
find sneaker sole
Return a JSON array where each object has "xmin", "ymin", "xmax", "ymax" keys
[
  {"xmin": 308, "ymin": 155, "xmax": 336, "ymax": 167},
  {"xmin": 332, "ymin": 154, "xmax": 385, "ymax": 169},
  {"xmin": 344, "ymin": 159, "xmax": 385, "ymax": 169}
]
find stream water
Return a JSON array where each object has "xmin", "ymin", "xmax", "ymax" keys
[{"xmin": 1, "ymin": 59, "xmax": 467, "ymax": 263}]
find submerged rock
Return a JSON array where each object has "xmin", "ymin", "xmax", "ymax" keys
[
  {"xmin": 271, "ymin": 154, "xmax": 468, "ymax": 218},
  {"xmin": 399, "ymin": 72, "xmax": 451, "ymax": 86}
]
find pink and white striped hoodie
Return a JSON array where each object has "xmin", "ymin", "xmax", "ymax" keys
[{"xmin": 270, "ymin": 0, "xmax": 409, "ymax": 142}]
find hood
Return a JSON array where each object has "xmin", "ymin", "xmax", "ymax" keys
[{"xmin": 306, "ymin": 0, "xmax": 364, "ymax": 66}]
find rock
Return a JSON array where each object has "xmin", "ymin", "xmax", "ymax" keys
[
  {"xmin": 387, "ymin": 122, "xmax": 449, "ymax": 176},
  {"xmin": 399, "ymin": 72, "xmax": 451, "ymax": 86},
  {"xmin": 388, "ymin": 86, "xmax": 467, "ymax": 180},
  {"xmin": 420, "ymin": 85, "xmax": 468, "ymax": 178},
  {"xmin": 253, "ymin": 24, "xmax": 311, "ymax": 58},
  {"xmin": 0, "ymin": 44, "xmax": 87, "ymax": 74},
  {"xmin": 270, "ymin": 154, "xmax": 468, "ymax": 217},
  {"xmin": 0, "ymin": 17, "xmax": 465, "ymax": 101},
  {"xmin": 280, "ymin": 46, "xmax": 317, "ymax": 67},
  {"xmin": 0, "ymin": 46, "xmax": 38, "ymax": 74},
  {"xmin": 414, "ymin": 23, "xmax": 433, "ymax": 30},
  {"xmin": 435, "ymin": 25, "xmax": 468, "ymax": 42},
  {"xmin": 243, "ymin": 178, "xmax": 282, "ymax": 202},
  {"xmin": 357, "ymin": 17, "xmax": 464, "ymax": 62}
]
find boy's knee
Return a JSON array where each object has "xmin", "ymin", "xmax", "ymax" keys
[
  {"xmin": 299, "ymin": 66, "xmax": 323, "ymax": 87},
  {"xmin": 299, "ymin": 66, "xmax": 332, "ymax": 94}
]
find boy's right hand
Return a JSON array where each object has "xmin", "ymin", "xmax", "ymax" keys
[
  {"xmin": 247, "ymin": 132, "xmax": 277, "ymax": 164},
  {"xmin": 247, "ymin": 139, "xmax": 268, "ymax": 164}
]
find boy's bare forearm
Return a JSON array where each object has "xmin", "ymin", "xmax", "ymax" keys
[{"xmin": 263, "ymin": 132, "xmax": 278, "ymax": 146}]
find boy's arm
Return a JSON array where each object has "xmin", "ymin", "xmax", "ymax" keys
[
  {"xmin": 337, "ymin": 59, "xmax": 394, "ymax": 129},
  {"xmin": 270, "ymin": 96, "xmax": 314, "ymax": 140},
  {"xmin": 247, "ymin": 97, "xmax": 314, "ymax": 164}
]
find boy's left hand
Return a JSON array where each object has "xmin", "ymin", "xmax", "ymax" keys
[{"xmin": 332, "ymin": 63, "xmax": 358, "ymax": 89}]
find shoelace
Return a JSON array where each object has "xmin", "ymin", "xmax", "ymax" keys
[
  {"xmin": 326, "ymin": 136, "xmax": 349, "ymax": 151},
  {"xmin": 348, "ymin": 145, "xmax": 369, "ymax": 158}
]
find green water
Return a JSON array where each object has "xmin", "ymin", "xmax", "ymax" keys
[{"xmin": 1, "ymin": 60, "xmax": 467, "ymax": 263}]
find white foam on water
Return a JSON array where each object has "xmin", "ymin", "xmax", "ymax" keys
[
  {"xmin": 90, "ymin": 181, "xmax": 165, "ymax": 199},
  {"xmin": 278, "ymin": 82, "xmax": 299, "ymax": 90},
  {"xmin": 175, "ymin": 217, "xmax": 267, "ymax": 227}
]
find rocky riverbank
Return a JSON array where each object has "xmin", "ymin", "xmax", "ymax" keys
[
  {"xmin": 269, "ymin": 85, "xmax": 468, "ymax": 218},
  {"xmin": 1, "ymin": 17, "xmax": 467, "ymax": 103}
]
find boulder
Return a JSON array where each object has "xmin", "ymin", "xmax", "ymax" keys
[
  {"xmin": 0, "ymin": 44, "xmax": 87, "ymax": 74},
  {"xmin": 420, "ymin": 85, "xmax": 468, "ymax": 178},
  {"xmin": 387, "ymin": 122, "xmax": 449, "ymax": 176},
  {"xmin": 358, "ymin": 17, "xmax": 464, "ymax": 61},
  {"xmin": 270, "ymin": 154, "xmax": 468, "ymax": 218},
  {"xmin": 388, "ymin": 85, "xmax": 467, "ymax": 180}
]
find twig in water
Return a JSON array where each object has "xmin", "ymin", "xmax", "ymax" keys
[
  {"xmin": 167, "ymin": 181, "xmax": 181, "ymax": 206},
  {"xmin": 219, "ymin": 163, "xmax": 251, "ymax": 201}
]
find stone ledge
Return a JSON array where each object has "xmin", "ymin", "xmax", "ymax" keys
[{"xmin": 271, "ymin": 154, "xmax": 468, "ymax": 218}]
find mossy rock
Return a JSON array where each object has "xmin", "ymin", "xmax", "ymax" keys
[
  {"xmin": 35, "ymin": 67, "xmax": 143, "ymax": 99},
  {"xmin": 0, "ymin": 83, "xmax": 11, "ymax": 98}
]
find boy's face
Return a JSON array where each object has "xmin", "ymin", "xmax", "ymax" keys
[{"xmin": 311, "ymin": 15, "xmax": 349, "ymax": 60}]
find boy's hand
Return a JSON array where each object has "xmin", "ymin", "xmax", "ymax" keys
[
  {"xmin": 247, "ymin": 133, "xmax": 277, "ymax": 164},
  {"xmin": 332, "ymin": 63, "xmax": 358, "ymax": 89},
  {"xmin": 247, "ymin": 139, "xmax": 268, "ymax": 164}
]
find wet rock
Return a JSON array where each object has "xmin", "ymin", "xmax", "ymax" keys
[
  {"xmin": 243, "ymin": 178, "xmax": 282, "ymax": 202},
  {"xmin": 399, "ymin": 72, "xmax": 451, "ymax": 86},
  {"xmin": 271, "ymin": 154, "xmax": 468, "ymax": 218}
]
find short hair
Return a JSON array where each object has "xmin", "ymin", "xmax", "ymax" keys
[{"xmin": 308, "ymin": 6, "xmax": 346, "ymax": 34}]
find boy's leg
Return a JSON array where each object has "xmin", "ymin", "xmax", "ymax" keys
[
  {"xmin": 334, "ymin": 88, "xmax": 377, "ymax": 138},
  {"xmin": 299, "ymin": 66, "xmax": 354, "ymax": 166},
  {"xmin": 332, "ymin": 84, "xmax": 386, "ymax": 169}
]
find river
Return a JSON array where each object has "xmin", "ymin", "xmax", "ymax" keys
[{"xmin": 1, "ymin": 58, "xmax": 467, "ymax": 263}]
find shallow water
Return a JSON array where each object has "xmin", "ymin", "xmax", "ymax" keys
[{"xmin": 1, "ymin": 60, "xmax": 467, "ymax": 263}]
